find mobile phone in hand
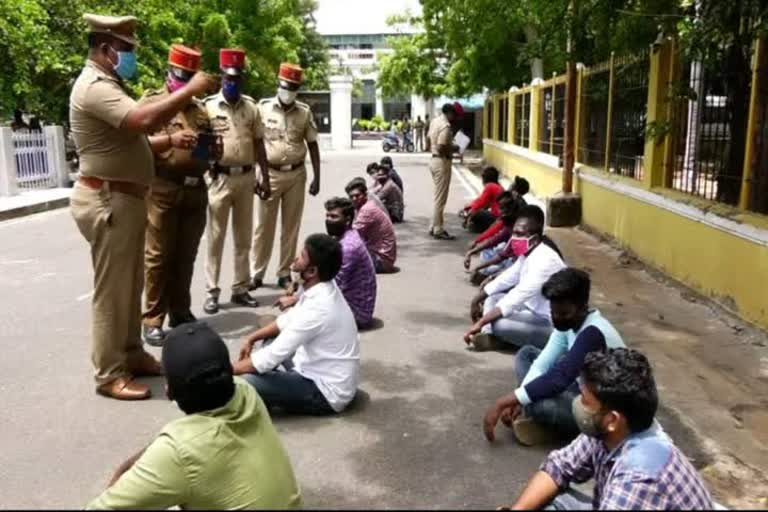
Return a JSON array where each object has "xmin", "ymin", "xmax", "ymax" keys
[{"xmin": 192, "ymin": 132, "xmax": 217, "ymax": 161}]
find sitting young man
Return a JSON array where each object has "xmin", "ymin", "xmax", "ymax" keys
[
  {"xmin": 234, "ymin": 234, "xmax": 360, "ymax": 415},
  {"xmin": 482, "ymin": 268, "xmax": 625, "ymax": 446},
  {"xmin": 87, "ymin": 322, "xmax": 302, "ymax": 509},
  {"xmin": 380, "ymin": 155, "xmax": 404, "ymax": 193},
  {"xmin": 464, "ymin": 205, "xmax": 565, "ymax": 352},
  {"xmin": 346, "ymin": 177, "xmax": 398, "ymax": 273},
  {"xmin": 464, "ymin": 194, "xmax": 527, "ymax": 283},
  {"xmin": 500, "ymin": 348, "xmax": 714, "ymax": 510},
  {"xmin": 466, "ymin": 190, "xmax": 525, "ymax": 253},
  {"xmin": 373, "ymin": 163, "xmax": 405, "ymax": 222},
  {"xmin": 460, "ymin": 166, "xmax": 504, "ymax": 233},
  {"xmin": 357, "ymin": 172, "xmax": 388, "ymax": 213},
  {"xmin": 275, "ymin": 198, "xmax": 378, "ymax": 329}
]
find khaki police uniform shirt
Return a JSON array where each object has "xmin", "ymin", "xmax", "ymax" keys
[
  {"xmin": 427, "ymin": 114, "xmax": 453, "ymax": 153},
  {"xmin": 139, "ymin": 88, "xmax": 211, "ymax": 174},
  {"xmin": 204, "ymin": 92, "xmax": 264, "ymax": 167},
  {"xmin": 69, "ymin": 60, "xmax": 154, "ymax": 185},
  {"xmin": 258, "ymin": 98, "xmax": 318, "ymax": 165}
]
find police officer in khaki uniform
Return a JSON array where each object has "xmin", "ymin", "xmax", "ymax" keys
[
  {"xmin": 203, "ymin": 49, "xmax": 269, "ymax": 314},
  {"xmin": 140, "ymin": 45, "xmax": 216, "ymax": 345},
  {"xmin": 69, "ymin": 14, "xmax": 215, "ymax": 400},
  {"xmin": 250, "ymin": 63, "xmax": 321, "ymax": 290},
  {"xmin": 427, "ymin": 103, "xmax": 460, "ymax": 241}
]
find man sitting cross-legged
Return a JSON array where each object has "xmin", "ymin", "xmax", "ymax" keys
[
  {"xmin": 482, "ymin": 268, "xmax": 625, "ymax": 447},
  {"xmin": 277, "ymin": 198, "xmax": 377, "ymax": 329},
  {"xmin": 373, "ymin": 163, "xmax": 405, "ymax": 223},
  {"xmin": 459, "ymin": 166, "xmax": 505, "ymax": 233},
  {"xmin": 234, "ymin": 234, "xmax": 360, "ymax": 415},
  {"xmin": 87, "ymin": 322, "xmax": 302, "ymax": 510},
  {"xmin": 346, "ymin": 177, "xmax": 398, "ymax": 273},
  {"xmin": 498, "ymin": 348, "xmax": 714, "ymax": 510},
  {"xmin": 464, "ymin": 205, "xmax": 566, "ymax": 352}
]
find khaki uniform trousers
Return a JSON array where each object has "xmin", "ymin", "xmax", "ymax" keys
[
  {"xmin": 430, "ymin": 156, "xmax": 453, "ymax": 233},
  {"xmin": 251, "ymin": 166, "xmax": 307, "ymax": 279},
  {"xmin": 205, "ymin": 171, "xmax": 255, "ymax": 298},
  {"xmin": 70, "ymin": 183, "xmax": 147, "ymax": 386},
  {"xmin": 143, "ymin": 177, "xmax": 208, "ymax": 327}
]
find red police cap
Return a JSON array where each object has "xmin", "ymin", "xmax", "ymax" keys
[
  {"xmin": 279, "ymin": 63, "xmax": 304, "ymax": 85},
  {"xmin": 453, "ymin": 102, "xmax": 465, "ymax": 119},
  {"xmin": 220, "ymin": 49, "xmax": 246, "ymax": 75},
  {"xmin": 168, "ymin": 44, "xmax": 201, "ymax": 72}
]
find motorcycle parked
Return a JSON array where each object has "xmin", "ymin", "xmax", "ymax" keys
[{"xmin": 382, "ymin": 131, "xmax": 415, "ymax": 153}]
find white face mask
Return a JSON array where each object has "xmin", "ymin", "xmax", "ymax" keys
[{"xmin": 278, "ymin": 88, "xmax": 297, "ymax": 105}]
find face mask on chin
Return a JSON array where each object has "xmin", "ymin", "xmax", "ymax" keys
[
  {"xmin": 278, "ymin": 87, "xmax": 297, "ymax": 105},
  {"xmin": 571, "ymin": 396, "xmax": 607, "ymax": 438}
]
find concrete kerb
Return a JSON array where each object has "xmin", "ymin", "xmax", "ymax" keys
[{"xmin": 0, "ymin": 188, "xmax": 71, "ymax": 222}]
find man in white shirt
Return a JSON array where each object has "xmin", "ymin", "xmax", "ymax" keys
[
  {"xmin": 464, "ymin": 205, "xmax": 566, "ymax": 352},
  {"xmin": 233, "ymin": 234, "xmax": 360, "ymax": 415}
]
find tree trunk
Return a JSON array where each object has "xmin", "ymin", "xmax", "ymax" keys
[{"xmin": 524, "ymin": 25, "xmax": 544, "ymax": 80}]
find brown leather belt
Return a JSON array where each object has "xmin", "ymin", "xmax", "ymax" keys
[
  {"xmin": 267, "ymin": 161, "xmax": 304, "ymax": 171},
  {"xmin": 216, "ymin": 164, "xmax": 253, "ymax": 175},
  {"xmin": 79, "ymin": 176, "xmax": 148, "ymax": 199},
  {"xmin": 155, "ymin": 167, "xmax": 205, "ymax": 187}
]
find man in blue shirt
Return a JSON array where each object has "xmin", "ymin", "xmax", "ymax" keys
[{"xmin": 483, "ymin": 268, "xmax": 625, "ymax": 445}]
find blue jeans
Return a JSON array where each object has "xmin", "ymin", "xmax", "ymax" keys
[
  {"xmin": 241, "ymin": 369, "xmax": 335, "ymax": 416},
  {"xmin": 479, "ymin": 244, "xmax": 514, "ymax": 276},
  {"xmin": 482, "ymin": 293, "xmax": 553, "ymax": 350},
  {"xmin": 515, "ymin": 345, "xmax": 580, "ymax": 437}
]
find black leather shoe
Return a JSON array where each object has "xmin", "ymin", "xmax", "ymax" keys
[
  {"xmin": 277, "ymin": 276, "xmax": 293, "ymax": 290},
  {"xmin": 168, "ymin": 311, "xmax": 197, "ymax": 328},
  {"xmin": 142, "ymin": 325, "xmax": 166, "ymax": 347},
  {"xmin": 231, "ymin": 292, "xmax": 260, "ymax": 308},
  {"xmin": 203, "ymin": 297, "xmax": 219, "ymax": 315},
  {"xmin": 248, "ymin": 276, "xmax": 264, "ymax": 291}
]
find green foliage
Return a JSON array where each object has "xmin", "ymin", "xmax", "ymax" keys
[
  {"xmin": 0, "ymin": 0, "xmax": 330, "ymax": 124},
  {"xmin": 378, "ymin": 0, "xmax": 681, "ymax": 97}
]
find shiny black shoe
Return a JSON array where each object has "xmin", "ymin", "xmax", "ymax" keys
[
  {"xmin": 168, "ymin": 311, "xmax": 197, "ymax": 328},
  {"xmin": 277, "ymin": 276, "xmax": 293, "ymax": 290},
  {"xmin": 203, "ymin": 297, "xmax": 219, "ymax": 315},
  {"xmin": 231, "ymin": 292, "xmax": 260, "ymax": 308},
  {"xmin": 248, "ymin": 276, "xmax": 264, "ymax": 291},
  {"xmin": 142, "ymin": 325, "xmax": 166, "ymax": 347}
]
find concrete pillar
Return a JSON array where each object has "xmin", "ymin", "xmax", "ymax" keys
[
  {"xmin": 375, "ymin": 88, "xmax": 384, "ymax": 118},
  {"xmin": 330, "ymin": 75, "xmax": 353, "ymax": 150},
  {"xmin": 0, "ymin": 127, "xmax": 18, "ymax": 196},
  {"xmin": 45, "ymin": 125, "xmax": 69, "ymax": 187}
]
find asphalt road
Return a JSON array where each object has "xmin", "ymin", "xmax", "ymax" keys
[{"xmin": 0, "ymin": 144, "xmax": 549, "ymax": 509}]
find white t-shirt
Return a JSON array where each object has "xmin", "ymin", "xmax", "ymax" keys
[{"xmin": 250, "ymin": 281, "xmax": 360, "ymax": 412}]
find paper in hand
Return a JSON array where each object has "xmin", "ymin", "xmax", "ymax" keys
[{"xmin": 454, "ymin": 130, "xmax": 471, "ymax": 154}]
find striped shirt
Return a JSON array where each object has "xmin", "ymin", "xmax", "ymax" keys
[{"xmin": 336, "ymin": 229, "xmax": 377, "ymax": 327}]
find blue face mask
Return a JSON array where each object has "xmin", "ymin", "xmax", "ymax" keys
[
  {"xmin": 222, "ymin": 80, "xmax": 241, "ymax": 103},
  {"xmin": 111, "ymin": 48, "xmax": 137, "ymax": 81}
]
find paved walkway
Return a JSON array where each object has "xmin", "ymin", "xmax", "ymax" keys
[{"xmin": 0, "ymin": 143, "xmax": 766, "ymax": 508}]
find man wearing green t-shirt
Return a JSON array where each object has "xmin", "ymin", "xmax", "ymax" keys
[{"xmin": 86, "ymin": 322, "xmax": 302, "ymax": 510}]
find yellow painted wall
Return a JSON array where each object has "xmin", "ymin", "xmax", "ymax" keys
[{"xmin": 484, "ymin": 144, "xmax": 768, "ymax": 330}]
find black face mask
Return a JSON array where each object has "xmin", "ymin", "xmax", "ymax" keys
[
  {"xmin": 325, "ymin": 220, "xmax": 347, "ymax": 238},
  {"xmin": 552, "ymin": 318, "xmax": 575, "ymax": 333}
]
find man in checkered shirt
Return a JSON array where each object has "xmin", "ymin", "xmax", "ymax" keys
[{"xmin": 501, "ymin": 348, "xmax": 714, "ymax": 510}]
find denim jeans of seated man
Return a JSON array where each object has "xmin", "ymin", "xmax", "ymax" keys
[
  {"xmin": 514, "ymin": 345, "xmax": 580, "ymax": 438},
  {"xmin": 478, "ymin": 243, "xmax": 515, "ymax": 276},
  {"xmin": 481, "ymin": 293, "xmax": 553, "ymax": 350},
  {"xmin": 543, "ymin": 487, "xmax": 593, "ymax": 510},
  {"xmin": 242, "ymin": 338, "xmax": 335, "ymax": 415}
]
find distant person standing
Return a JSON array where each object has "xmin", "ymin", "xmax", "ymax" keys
[
  {"xmin": 413, "ymin": 116, "xmax": 425, "ymax": 152},
  {"xmin": 69, "ymin": 13, "xmax": 215, "ymax": 400},
  {"xmin": 423, "ymin": 113, "xmax": 431, "ymax": 152},
  {"xmin": 250, "ymin": 63, "xmax": 321, "ymax": 291},
  {"xmin": 427, "ymin": 103, "xmax": 459, "ymax": 240}
]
